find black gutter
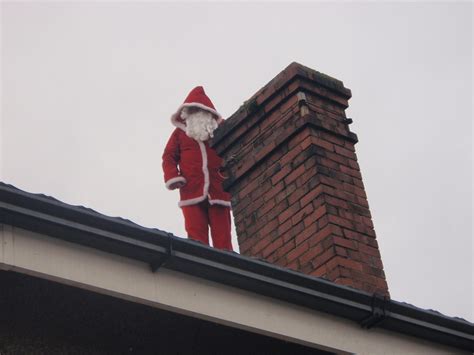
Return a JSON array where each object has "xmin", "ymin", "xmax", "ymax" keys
[{"xmin": 0, "ymin": 182, "xmax": 472, "ymax": 351}]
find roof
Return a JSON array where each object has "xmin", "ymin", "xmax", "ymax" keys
[{"xmin": 0, "ymin": 181, "xmax": 472, "ymax": 351}]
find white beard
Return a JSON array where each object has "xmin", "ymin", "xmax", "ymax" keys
[{"xmin": 183, "ymin": 110, "xmax": 218, "ymax": 141}]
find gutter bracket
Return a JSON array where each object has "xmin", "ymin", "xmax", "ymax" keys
[
  {"xmin": 150, "ymin": 233, "xmax": 174, "ymax": 273},
  {"xmin": 360, "ymin": 293, "xmax": 390, "ymax": 329}
]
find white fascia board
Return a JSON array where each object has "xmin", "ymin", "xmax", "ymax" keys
[{"xmin": 0, "ymin": 224, "xmax": 469, "ymax": 355}]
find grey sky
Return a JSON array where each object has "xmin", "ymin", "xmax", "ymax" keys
[{"xmin": 1, "ymin": 2, "xmax": 472, "ymax": 321}]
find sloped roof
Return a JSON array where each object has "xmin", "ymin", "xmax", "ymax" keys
[{"xmin": 0, "ymin": 181, "xmax": 472, "ymax": 351}]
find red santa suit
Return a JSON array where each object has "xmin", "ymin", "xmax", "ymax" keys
[{"xmin": 162, "ymin": 86, "xmax": 233, "ymax": 251}]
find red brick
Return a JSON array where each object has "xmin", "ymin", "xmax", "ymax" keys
[
  {"xmin": 286, "ymin": 241, "xmax": 310, "ymax": 263},
  {"xmin": 348, "ymin": 159, "xmax": 360, "ymax": 170},
  {"xmin": 259, "ymin": 197, "xmax": 277, "ymax": 216},
  {"xmin": 375, "ymin": 278, "xmax": 389, "ymax": 291},
  {"xmin": 343, "ymin": 229, "xmax": 368, "ymax": 242},
  {"xmin": 316, "ymin": 215, "xmax": 330, "ymax": 230},
  {"xmin": 339, "ymin": 209, "xmax": 364, "ymax": 224},
  {"xmin": 366, "ymin": 238, "xmax": 378, "ymax": 248},
  {"xmin": 318, "ymin": 131, "xmax": 346, "ymax": 147},
  {"xmin": 330, "ymin": 189, "xmax": 356, "ymax": 205},
  {"xmin": 303, "ymin": 205, "xmax": 327, "ymax": 228},
  {"xmin": 235, "ymin": 156, "xmax": 257, "ymax": 178},
  {"xmin": 334, "ymin": 246, "xmax": 348, "ymax": 257},
  {"xmin": 345, "ymin": 183, "xmax": 367, "ymax": 199},
  {"xmin": 327, "ymin": 214, "xmax": 354, "ymax": 230},
  {"xmin": 239, "ymin": 237, "xmax": 257, "ymax": 254},
  {"xmin": 360, "ymin": 216, "xmax": 374, "ymax": 229},
  {"xmin": 359, "ymin": 243, "xmax": 381, "ymax": 257},
  {"xmin": 278, "ymin": 94, "xmax": 299, "ymax": 114},
  {"xmin": 288, "ymin": 129, "xmax": 311, "ymax": 150},
  {"xmin": 295, "ymin": 165, "xmax": 317, "ymax": 187},
  {"xmin": 271, "ymin": 164, "xmax": 292, "ymax": 185},
  {"xmin": 274, "ymin": 184, "xmax": 297, "ymax": 205},
  {"xmin": 354, "ymin": 195, "xmax": 370, "ymax": 208},
  {"xmin": 332, "ymin": 236, "xmax": 358, "ymax": 250},
  {"xmin": 346, "ymin": 250, "xmax": 362, "ymax": 262},
  {"xmin": 249, "ymin": 236, "xmax": 272, "ymax": 255},
  {"xmin": 350, "ymin": 269, "xmax": 379, "ymax": 286},
  {"xmin": 300, "ymin": 262, "xmax": 315, "ymax": 274},
  {"xmin": 280, "ymin": 221, "xmax": 304, "ymax": 243},
  {"xmin": 286, "ymin": 259, "xmax": 300, "ymax": 271},
  {"xmin": 300, "ymin": 185, "xmax": 325, "ymax": 208},
  {"xmin": 344, "ymin": 141, "xmax": 356, "ymax": 152},
  {"xmin": 334, "ymin": 145, "xmax": 357, "ymax": 160},
  {"xmin": 277, "ymin": 201, "xmax": 301, "ymax": 224},
  {"xmin": 291, "ymin": 203, "xmax": 314, "ymax": 226},
  {"xmin": 284, "ymin": 164, "xmax": 306, "ymax": 185},
  {"xmin": 263, "ymin": 181, "xmax": 284, "ymax": 202},
  {"xmin": 340, "ymin": 164, "xmax": 362, "ymax": 179},
  {"xmin": 302, "ymin": 224, "xmax": 332, "ymax": 247},
  {"xmin": 362, "ymin": 263, "xmax": 385, "ymax": 278},
  {"xmin": 352, "ymin": 221, "xmax": 376, "ymax": 237},
  {"xmin": 212, "ymin": 65, "xmax": 390, "ymax": 296},
  {"xmin": 287, "ymin": 184, "xmax": 310, "ymax": 205},
  {"xmin": 240, "ymin": 197, "xmax": 263, "ymax": 218},
  {"xmin": 325, "ymin": 151, "xmax": 351, "ymax": 167},
  {"xmin": 310, "ymin": 264, "xmax": 327, "ymax": 278},
  {"xmin": 311, "ymin": 137, "xmax": 335, "ymax": 152},
  {"xmin": 259, "ymin": 218, "xmax": 280, "ymax": 238},
  {"xmin": 324, "ymin": 195, "xmax": 349, "ymax": 210},
  {"xmin": 317, "ymin": 156, "xmax": 341, "ymax": 171},
  {"xmin": 326, "ymin": 256, "xmax": 363, "ymax": 273},
  {"xmin": 280, "ymin": 144, "xmax": 303, "ymax": 166},
  {"xmin": 318, "ymin": 175, "xmax": 344, "ymax": 190},
  {"xmin": 311, "ymin": 247, "xmax": 336, "ymax": 269},
  {"xmin": 352, "ymin": 178, "xmax": 364, "ymax": 189},
  {"xmin": 321, "ymin": 236, "xmax": 335, "ymax": 250},
  {"xmin": 307, "ymin": 95, "xmax": 346, "ymax": 116},
  {"xmin": 262, "ymin": 237, "xmax": 284, "ymax": 258},
  {"xmin": 327, "ymin": 266, "xmax": 342, "ymax": 280},
  {"xmin": 294, "ymin": 223, "xmax": 318, "ymax": 245},
  {"xmin": 254, "ymin": 140, "xmax": 277, "ymax": 162},
  {"xmin": 334, "ymin": 278, "xmax": 355, "ymax": 288},
  {"xmin": 277, "ymin": 218, "xmax": 293, "ymax": 236},
  {"xmin": 244, "ymin": 197, "xmax": 265, "ymax": 216},
  {"xmin": 325, "ymin": 204, "xmax": 338, "ymax": 216},
  {"xmin": 251, "ymin": 179, "xmax": 272, "ymax": 198},
  {"xmin": 299, "ymin": 244, "xmax": 324, "ymax": 266},
  {"xmin": 265, "ymin": 199, "xmax": 289, "ymax": 222},
  {"xmin": 275, "ymin": 239, "xmax": 296, "ymax": 260},
  {"xmin": 300, "ymin": 136, "xmax": 314, "ymax": 150}
]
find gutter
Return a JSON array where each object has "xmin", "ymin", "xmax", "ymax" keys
[{"xmin": 0, "ymin": 182, "xmax": 472, "ymax": 351}]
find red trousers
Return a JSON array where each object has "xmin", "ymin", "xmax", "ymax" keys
[{"xmin": 181, "ymin": 201, "xmax": 233, "ymax": 251}]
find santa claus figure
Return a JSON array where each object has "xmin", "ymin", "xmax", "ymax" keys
[{"xmin": 162, "ymin": 86, "xmax": 233, "ymax": 251}]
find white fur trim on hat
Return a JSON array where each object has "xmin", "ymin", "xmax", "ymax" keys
[{"xmin": 171, "ymin": 103, "xmax": 223, "ymax": 131}]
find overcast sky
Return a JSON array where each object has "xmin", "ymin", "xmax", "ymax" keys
[{"xmin": 1, "ymin": 1, "xmax": 472, "ymax": 322}]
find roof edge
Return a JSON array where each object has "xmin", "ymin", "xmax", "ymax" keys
[{"xmin": 0, "ymin": 181, "xmax": 472, "ymax": 351}]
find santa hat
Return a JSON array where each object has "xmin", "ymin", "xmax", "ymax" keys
[{"xmin": 171, "ymin": 86, "xmax": 223, "ymax": 130}]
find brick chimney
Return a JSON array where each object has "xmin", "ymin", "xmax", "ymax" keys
[{"xmin": 211, "ymin": 62, "xmax": 389, "ymax": 296}]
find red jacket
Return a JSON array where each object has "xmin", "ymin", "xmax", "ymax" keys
[{"xmin": 162, "ymin": 128, "xmax": 231, "ymax": 208}]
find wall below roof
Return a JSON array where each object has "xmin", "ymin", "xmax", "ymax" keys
[
  {"xmin": 0, "ymin": 270, "xmax": 326, "ymax": 355},
  {"xmin": 0, "ymin": 224, "xmax": 469, "ymax": 355}
]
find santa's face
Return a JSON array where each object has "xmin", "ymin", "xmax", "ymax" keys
[{"xmin": 181, "ymin": 107, "xmax": 218, "ymax": 141}]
